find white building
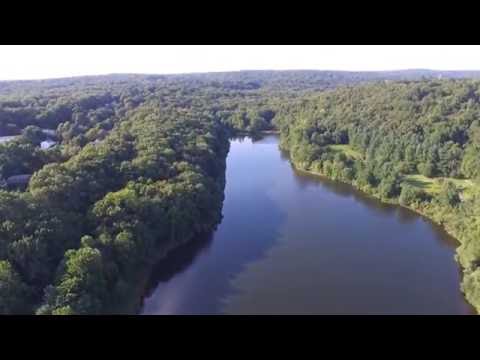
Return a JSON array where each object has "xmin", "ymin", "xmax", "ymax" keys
[{"xmin": 41, "ymin": 140, "xmax": 57, "ymax": 149}]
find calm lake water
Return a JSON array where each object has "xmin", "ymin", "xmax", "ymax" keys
[{"xmin": 141, "ymin": 135, "xmax": 473, "ymax": 315}]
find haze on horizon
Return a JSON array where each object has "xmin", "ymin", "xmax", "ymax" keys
[{"xmin": 1, "ymin": 45, "xmax": 480, "ymax": 81}]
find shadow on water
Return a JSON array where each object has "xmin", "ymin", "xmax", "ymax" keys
[
  {"xmin": 395, "ymin": 206, "xmax": 418, "ymax": 225},
  {"xmin": 282, "ymin": 149, "xmax": 467, "ymax": 260},
  {"xmin": 140, "ymin": 187, "xmax": 286, "ymax": 315},
  {"xmin": 292, "ymin": 165, "xmax": 398, "ymax": 216},
  {"xmin": 425, "ymin": 217, "xmax": 463, "ymax": 248},
  {"xmin": 291, "ymin": 161, "xmax": 462, "ymax": 249},
  {"xmin": 140, "ymin": 135, "xmax": 287, "ymax": 314},
  {"xmin": 210, "ymin": 193, "xmax": 286, "ymax": 314},
  {"xmin": 140, "ymin": 134, "xmax": 473, "ymax": 315},
  {"xmin": 141, "ymin": 232, "xmax": 215, "ymax": 300}
]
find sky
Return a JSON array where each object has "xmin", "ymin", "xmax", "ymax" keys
[{"xmin": 1, "ymin": 45, "xmax": 480, "ymax": 81}]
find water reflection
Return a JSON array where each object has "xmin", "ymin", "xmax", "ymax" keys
[
  {"xmin": 141, "ymin": 232, "xmax": 215, "ymax": 299},
  {"xmin": 141, "ymin": 136, "xmax": 287, "ymax": 314},
  {"xmin": 141, "ymin": 134, "xmax": 472, "ymax": 315},
  {"xmin": 293, "ymin": 166, "xmax": 398, "ymax": 217},
  {"xmin": 395, "ymin": 207, "xmax": 418, "ymax": 225}
]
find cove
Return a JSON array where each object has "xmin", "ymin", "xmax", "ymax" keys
[{"xmin": 140, "ymin": 134, "xmax": 473, "ymax": 315}]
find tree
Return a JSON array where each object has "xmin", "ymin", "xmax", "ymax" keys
[
  {"xmin": 0, "ymin": 260, "xmax": 31, "ymax": 314},
  {"xmin": 399, "ymin": 185, "xmax": 428, "ymax": 206},
  {"xmin": 378, "ymin": 174, "xmax": 401, "ymax": 199},
  {"xmin": 21, "ymin": 125, "xmax": 45, "ymax": 145},
  {"xmin": 461, "ymin": 145, "xmax": 480, "ymax": 179},
  {"xmin": 417, "ymin": 161, "xmax": 435, "ymax": 177},
  {"xmin": 38, "ymin": 247, "xmax": 109, "ymax": 315},
  {"xmin": 437, "ymin": 181, "xmax": 461, "ymax": 207}
]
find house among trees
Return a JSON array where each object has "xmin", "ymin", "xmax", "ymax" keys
[{"xmin": 41, "ymin": 140, "xmax": 57, "ymax": 149}]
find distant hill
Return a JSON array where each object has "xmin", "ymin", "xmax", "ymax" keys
[{"xmin": 2, "ymin": 69, "xmax": 480, "ymax": 95}]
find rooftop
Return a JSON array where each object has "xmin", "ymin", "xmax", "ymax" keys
[{"xmin": 6, "ymin": 174, "xmax": 32, "ymax": 185}]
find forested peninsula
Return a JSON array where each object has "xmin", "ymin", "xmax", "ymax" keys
[{"xmin": 0, "ymin": 71, "xmax": 479, "ymax": 314}]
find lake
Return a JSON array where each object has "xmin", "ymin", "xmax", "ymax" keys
[{"xmin": 141, "ymin": 135, "xmax": 473, "ymax": 315}]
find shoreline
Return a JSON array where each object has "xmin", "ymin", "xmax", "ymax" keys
[
  {"xmin": 290, "ymin": 161, "xmax": 478, "ymax": 315},
  {"xmin": 123, "ymin": 133, "xmax": 477, "ymax": 315},
  {"xmin": 121, "ymin": 232, "xmax": 203, "ymax": 315}
]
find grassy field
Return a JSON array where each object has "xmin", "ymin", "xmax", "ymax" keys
[
  {"xmin": 324, "ymin": 144, "xmax": 478, "ymax": 200},
  {"xmin": 327, "ymin": 144, "xmax": 363, "ymax": 160},
  {"xmin": 403, "ymin": 174, "xmax": 476, "ymax": 197}
]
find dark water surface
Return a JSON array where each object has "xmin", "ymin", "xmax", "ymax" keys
[{"xmin": 141, "ymin": 135, "xmax": 473, "ymax": 315}]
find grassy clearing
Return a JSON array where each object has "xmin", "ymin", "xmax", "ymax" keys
[
  {"xmin": 327, "ymin": 144, "xmax": 363, "ymax": 160},
  {"xmin": 324, "ymin": 144, "xmax": 478, "ymax": 200},
  {"xmin": 403, "ymin": 174, "xmax": 476, "ymax": 197},
  {"xmin": 463, "ymin": 181, "xmax": 479, "ymax": 200},
  {"xmin": 402, "ymin": 174, "xmax": 441, "ymax": 194}
]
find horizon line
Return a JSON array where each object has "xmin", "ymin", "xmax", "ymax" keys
[{"xmin": 3, "ymin": 68, "xmax": 480, "ymax": 83}]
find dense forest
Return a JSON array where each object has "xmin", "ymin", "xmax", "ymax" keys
[
  {"xmin": 274, "ymin": 80, "xmax": 480, "ymax": 311},
  {"xmin": 0, "ymin": 70, "xmax": 479, "ymax": 314}
]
